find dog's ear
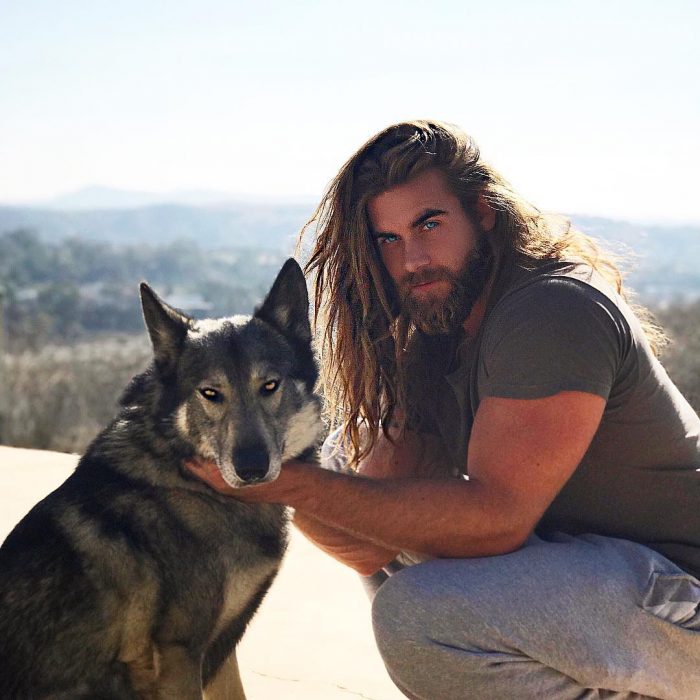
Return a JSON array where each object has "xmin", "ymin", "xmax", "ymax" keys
[
  {"xmin": 140, "ymin": 283, "xmax": 191, "ymax": 374},
  {"xmin": 254, "ymin": 258, "xmax": 311, "ymax": 343}
]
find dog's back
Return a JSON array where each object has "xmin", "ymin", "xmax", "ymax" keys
[{"xmin": 0, "ymin": 259, "xmax": 322, "ymax": 699}]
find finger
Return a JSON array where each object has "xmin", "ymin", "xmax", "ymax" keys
[{"xmin": 184, "ymin": 458, "xmax": 230, "ymax": 491}]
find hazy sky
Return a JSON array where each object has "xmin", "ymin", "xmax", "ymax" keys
[{"xmin": 1, "ymin": 0, "xmax": 699, "ymax": 222}]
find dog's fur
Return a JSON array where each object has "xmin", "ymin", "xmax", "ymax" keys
[{"xmin": 0, "ymin": 258, "xmax": 323, "ymax": 699}]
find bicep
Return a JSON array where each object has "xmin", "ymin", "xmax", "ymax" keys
[{"xmin": 467, "ymin": 391, "xmax": 606, "ymax": 538}]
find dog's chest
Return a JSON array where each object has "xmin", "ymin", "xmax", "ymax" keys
[
  {"xmin": 209, "ymin": 557, "xmax": 278, "ymax": 642},
  {"xmin": 205, "ymin": 504, "xmax": 287, "ymax": 638}
]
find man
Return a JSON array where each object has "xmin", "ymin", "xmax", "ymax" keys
[{"xmin": 188, "ymin": 121, "xmax": 700, "ymax": 699}]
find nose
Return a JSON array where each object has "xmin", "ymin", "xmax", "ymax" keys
[
  {"xmin": 232, "ymin": 445, "xmax": 270, "ymax": 483},
  {"xmin": 404, "ymin": 237, "xmax": 430, "ymax": 274}
]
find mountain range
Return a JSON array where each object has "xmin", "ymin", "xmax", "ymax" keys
[{"xmin": 0, "ymin": 201, "xmax": 312, "ymax": 251}]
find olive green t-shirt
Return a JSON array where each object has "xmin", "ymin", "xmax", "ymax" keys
[{"xmin": 437, "ymin": 256, "xmax": 700, "ymax": 578}]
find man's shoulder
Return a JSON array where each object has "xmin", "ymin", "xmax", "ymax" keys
[
  {"xmin": 504, "ymin": 256, "xmax": 606, "ymax": 292},
  {"xmin": 481, "ymin": 257, "xmax": 632, "ymax": 356},
  {"xmin": 472, "ymin": 258, "xmax": 634, "ymax": 402},
  {"xmin": 490, "ymin": 258, "xmax": 621, "ymax": 321}
]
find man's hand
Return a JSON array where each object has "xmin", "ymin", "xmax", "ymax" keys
[
  {"xmin": 185, "ymin": 456, "xmax": 232, "ymax": 492},
  {"xmin": 184, "ymin": 456, "xmax": 293, "ymax": 502},
  {"xmin": 184, "ymin": 455, "xmax": 398, "ymax": 574}
]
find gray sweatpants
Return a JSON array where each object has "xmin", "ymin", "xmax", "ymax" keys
[{"xmin": 368, "ymin": 533, "xmax": 700, "ymax": 700}]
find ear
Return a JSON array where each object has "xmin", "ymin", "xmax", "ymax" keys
[
  {"xmin": 254, "ymin": 258, "xmax": 311, "ymax": 343},
  {"xmin": 140, "ymin": 283, "xmax": 191, "ymax": 374},
  {"xmin": 476, "ymin": 194, "xmax": 496, "ymax": 232}
]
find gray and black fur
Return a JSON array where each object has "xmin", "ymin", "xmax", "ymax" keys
[{"xmin": 0, "ymin": 258, "xmax": 323, "ymax": 699}]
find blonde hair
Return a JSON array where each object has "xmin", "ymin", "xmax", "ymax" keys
[{"xmin": 302, "ymin": 120, "xmax": 665, "ymax": 466}]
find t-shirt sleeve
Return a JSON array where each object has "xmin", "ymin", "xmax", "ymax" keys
[{"xmin": 478, "ymin": 277, "xmax": 629, "ymax": 400}]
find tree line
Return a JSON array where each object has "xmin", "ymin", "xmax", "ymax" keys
[{"xmin": 0, "ymin": 229, "xmax": 287, "ymax": 349}]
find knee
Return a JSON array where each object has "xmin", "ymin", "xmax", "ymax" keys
[
  {"xmin": 371, "ymin": 561, "xmax": 481, "ymax": 655},
  {"xmin": 371, "ymin": 566, "xmax": 432, "ymax": 695},
  {"xmin": 371, "ymin": 562, "xmax": 502, "ymax": 699},
  {"xmin": 371, "ymin": 566, "xmax": 421, "ymax": 657},
  {"xmin": 371, "ymin": 565, "xmax": 467, "ymax": 689}
]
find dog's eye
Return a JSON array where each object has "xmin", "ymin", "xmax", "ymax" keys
[
  {"xmin": 199, "ymin": 388, "xmax": 222, "ymax": 402},
  {"xmin": 260, "ymin": 379, "xmax": 279, "ymax": 395}
]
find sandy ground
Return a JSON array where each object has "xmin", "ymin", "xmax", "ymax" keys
[{"xmin": 0, "ymin": 445, "xmax": 404, "ymax": 699}]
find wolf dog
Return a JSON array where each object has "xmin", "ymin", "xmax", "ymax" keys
[{"xmin": 0, "ymin": 258, "xmax": 323, "ymax": 699}]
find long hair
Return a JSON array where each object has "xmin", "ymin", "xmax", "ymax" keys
[{"xmin": 301, "ymin": 120, "xmax": 666, "ymax": 466}]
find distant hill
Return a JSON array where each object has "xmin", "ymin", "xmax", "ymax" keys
[
  {"xmin": 571, "ymin": 216, "xmax": 700, "ymax": 303},
  {"xmin": 0, "ymin": 201, "xmax": 313, "ymax": 251},
  {"xmin": 0, "ymin": 200, "xmax": 698, "ymax": 303}
]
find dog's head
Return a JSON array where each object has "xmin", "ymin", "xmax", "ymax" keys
[{"xmin": 139, "ymin": 258, "xmax": 323, "ymax": 487}]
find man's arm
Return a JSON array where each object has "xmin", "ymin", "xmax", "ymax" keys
[
  {"xmin": 292, "ymin": 511, "xmax": 398, "ymax": 576},
  {"xmin": 187, "ymin": 390, "xmax": 606, "ymax": 566}
]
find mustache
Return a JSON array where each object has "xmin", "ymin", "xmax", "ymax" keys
[{"xmin": 399, "ymin": 267, "xmax": 458, "ymax": 292}]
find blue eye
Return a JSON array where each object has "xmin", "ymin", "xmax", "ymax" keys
[
  {"xmin": 377, "ymin": 234, "xmax": 399, "ymax": 245},
  {"xmin": 424, "ymin": 220, "xmax": 439, "ymax": 231}
]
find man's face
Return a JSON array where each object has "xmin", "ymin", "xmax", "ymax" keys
[{"xmin": 367, "ymin": 168, "xmax": 495, "ymax": 334}]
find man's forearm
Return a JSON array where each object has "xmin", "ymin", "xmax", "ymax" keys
[
  {"xmin": 292, "ymin": 510, "xmax": 398, "ymax": 576},
  {"xmin": 184, "ymin": 446, "xmax": 528, "ymax": 559},
  {"xmin": 278, "ymin": 461, "xmax": 526, "ymax": 559}
]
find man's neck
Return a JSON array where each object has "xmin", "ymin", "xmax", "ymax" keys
[
  {"xmin": 462, "ymin": 272, "xmax": 496, "ymax": 338},
  {"xmin": 462, "ymin": 299, "xmax": 486, "ymax": 338}
]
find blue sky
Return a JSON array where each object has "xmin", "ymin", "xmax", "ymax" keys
[{"xmin": 1, "ymin": 0, "xmax": 699, "ymax": 222}]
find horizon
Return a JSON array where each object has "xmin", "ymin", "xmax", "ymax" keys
[
  {"xmin": 1, "ymin": 184, "xmax": 699, "ymax": 228},
  {"xmin": 1, "ymin": 1, "xmax": 699, "ymax": 224}
]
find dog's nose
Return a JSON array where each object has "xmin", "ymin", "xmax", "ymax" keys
[{"xmin": 233, "ymin": 446, "xmax": 270, "ymax": 483}]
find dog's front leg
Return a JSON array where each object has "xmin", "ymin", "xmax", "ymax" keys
[
  {"xmin": 156, "ymin": 643, "xmax": 203, "ymax": 700},
  {"xmin": 204, "ymin": 651, "xmax": 246, "ymax": 700}
]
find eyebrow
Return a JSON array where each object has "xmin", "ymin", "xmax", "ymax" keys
[
  {"xmin": 372, "ymin": 208, "xmax": 448, "ymax": 239},
  {"xmin": 411, "ymin": 208, "xmax": 447, "ymax": 228}
]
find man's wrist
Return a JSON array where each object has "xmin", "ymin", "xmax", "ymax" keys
[{"xmin": 276, "ymin": 459, "xmax": 327, "ymax": 507}]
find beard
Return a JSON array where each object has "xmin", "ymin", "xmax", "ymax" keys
[{"xmin": 396, "ymin": 235, "xmax": 494, "ymax": 336}]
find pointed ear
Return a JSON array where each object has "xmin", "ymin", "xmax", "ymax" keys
[
  {"xmin": 140, "ymin": 283, "xmax": 191, "ymax": 373},
  {"xmin": 254, "ymin": 258, "xmax": 311, "ymax": 343}
]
